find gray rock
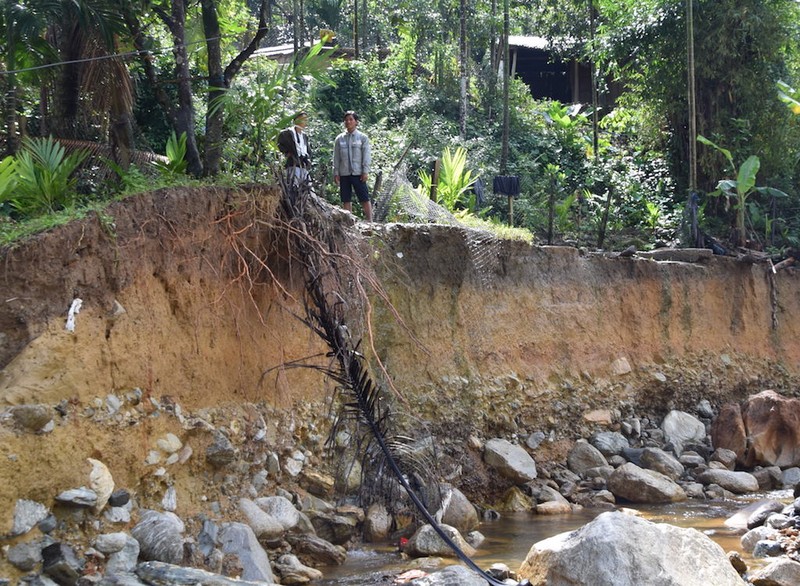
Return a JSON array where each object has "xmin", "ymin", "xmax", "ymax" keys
[
  {"xmin": 465, "ymin": 530, "xmax": 485, "ymax": 548},
  {"xmin": 567, "ymin": 441, "xmax": 609, "ymax": 475},
  {"xmin": 752, "ymin": 466, "xmax": 783, "ymax": 490},
  {"xmin": 309, "ymin": 511, "xmax": 358, "ymax": 545},
  {"xmin": 7, "ymin": 537, "xmax": 55, "ymax": 571},
  {"xmin": 405, "ymin": 524, "xmax": 476, "ymax": 559},
  {"xmin": 710, "ymin": 448, "xmax": 737, "ymax": 470},
  {"xmin": 108, "ymin": 490, "xmax": 130, "ymax": 508},
  {"xmin": 409, "ymin": 564, "xmax": 490, "ymax": 585},
  {"xmin": 483, "ymin": 438, "xmax": 537, "ymax": 484},
  {"xmin": 273, "ymin": 553, "xmax": 323, "ymax": 584},
  {"xmin": 697, "ymin": 399, "xmax": 715, "ymax": 419},
  {"xmin": 96, "ymin": 573, "xmax": 148, "ymax": 585},
  {"xmin": 661, "ymin": 410, "xmax": 706, "ymax": 456},
  {"xmin": 11, "ymin": 404, "xmax": 53, "ymax": 432},
  {"xmin": 696, "ymin": 469, "xmax": 759, "ymax": 494},
  {"xmin": 705, "ymin": 484, "xmax": 736, "ymax": 500},
  {"xmin": 130, "ymin": 509, "xmax": 185, "ymax": 564},
  {"xmin": 94, "ymin": 532, "xmax": 130, "ymax": 554},
  {"xmin": 752, "ymin": 539, "xmax": 784, "ymax": 558},
  {"xmin": 239, "ymin": 498, "xmax": 284, "ymax": 540},
  {"xmin": 38, "ymin": 513, "xmax": 57, "ymax": 534},
  {"xmin": 161, "ymin": 486, "xmax": 177, "ymax": 512},
  {"xmin": 105, "ymin": 535, "xmax": 140, "ymax": 576},
  {"xmin": 526, "ymin": 431, "xmax": 546, "ymax": 450},
  {"xmin": 363, "ymin": 503, "xmax": 392, "ymax": 542},
  {"xmin": 590, "ymin": 432, "xmax": 630, "ymax": 457},
  {"xmin": 608, "ymin": 463, "xmax": 686, "ymax": 504},
  {"xmin": 198, "ymin": 519, "xmax": 219, "ymax": 557},
  {"xmin": 42, "ymin": 542, "xmax": 84, "ymax": 586},
  {"xmin": 105, "ymin": 506, "xmax": 132, "ymax": 524},
  {"xmin": 518, "ymin": 511, "xmax": 746, "ymax": 586},
  {"xmin": 765, "ymin": 513, "xmax": 793, "ymax": 530},
  {"xmin": 745, "ymin": 500, "xmax": 785, "ymax": 530},
  {"xmin": 10, "ymin": 499, "xmax": 50, "ymax": 537},
  {"xmin": 741, "ymin": 526, "xmax": 780, "ymax": 553},
  {"xmin": 55, "ymin": 487, "xmax": 98, "ymax": 507},
  {"xmin": 781, "ymin": 466, "xmax": 800, "ymax": 488},
  {"xmin": 135, "ymin": 560, "xmax": 278, "ymax": 585},
  {"xmin": 640, "ymin": 448, "xmax": 684, "ymax": 481},
  {"xmin": 620, "ymin": 447, "xmax": 645, "ymax": 466},
  {"xmin": 678, "ymin": 451, "xmax": 706, "ymax": 468},
  {"xmin": 206, "ymin": 432, "xmax": 237, "ymax": 468},
  {"xmin": 749, "ymin": 557, "xmax": 800, "ymax": 586},
  {"xmin": 253, "ymin": 496, "xmax": 300, "ymax": 531},
  {"xmin": 440, "ymin": 485, "xmax": 479, "ymax": 534},
  {"xmin": 285, "ymin": 533, "xmax": 347, "ymax": 566},
  {"xmin": 683, "ymin": 482, "xmax": 705, "ymax": 499},
  {"xmin": 583, "ymin": 465, "xmax": 614, "ymax": 481},
  {"xmin": 219, "ymin": 522, "xmax": 275, "ymax": 583}
]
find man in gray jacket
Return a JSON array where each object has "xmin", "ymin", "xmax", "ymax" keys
[{"xmin": 333, "ymin": 111, "xmax": 372, "ymax": 222}]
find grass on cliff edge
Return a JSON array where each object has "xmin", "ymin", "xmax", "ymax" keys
[
  {"xmin": 454, "ymin": 209, "xmax": 535, "ymax": 243},
  {"xmin": 0, "ymin": 186, "xmax": 536, "ymax": 248}
]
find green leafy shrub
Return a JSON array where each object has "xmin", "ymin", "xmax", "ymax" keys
[
  {"xmin": 152, "ymin": 131, "xmax": 189, "ymax": 176},
  {"xmin": 12, "ymin": 137, "xmax": 89, "ymax": 216}
]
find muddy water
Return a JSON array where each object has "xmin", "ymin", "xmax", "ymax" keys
[{"xmin": 317, "ymin": 491, "xmax": 792, "ymax": 585}]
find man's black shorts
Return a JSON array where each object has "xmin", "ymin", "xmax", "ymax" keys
[{"xmin": 340, "ymin": 175, "xmax": 370, "ymax": 203}]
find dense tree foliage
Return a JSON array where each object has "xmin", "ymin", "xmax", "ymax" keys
[{"xmin": 1, "ymin": 0, "xmax": 799, "ymax": 252}]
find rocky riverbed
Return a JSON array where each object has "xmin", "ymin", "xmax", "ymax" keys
[{"xmin": 4, "ymin": 386, "xmax": 800, "ymax": 585}]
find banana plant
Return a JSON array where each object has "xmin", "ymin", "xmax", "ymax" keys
[{"xmin": 698, "ymin": 135, "xmax": 787, "ymax": 246}]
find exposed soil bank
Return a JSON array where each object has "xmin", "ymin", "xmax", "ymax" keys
[{"xmin": 1, "ymin": 185, "xmax": 799, "ymax": 545}]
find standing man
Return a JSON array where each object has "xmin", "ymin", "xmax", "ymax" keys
[
  {"xmin": 277, "ymin": 112, "xmax": 311, "ymax": 183},
  {"xmin": 333, "ymin": 111, "xmax": 372, "ymax": 222}
]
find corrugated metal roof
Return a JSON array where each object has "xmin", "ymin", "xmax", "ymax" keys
[{"xmin": 508, "ymin": 36, "xmax": 549, "ymax": 50}]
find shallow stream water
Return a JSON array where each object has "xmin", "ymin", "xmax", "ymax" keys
[{"xmin": 316, "ymin": 490, "xmax": 793, "ymax": 585}]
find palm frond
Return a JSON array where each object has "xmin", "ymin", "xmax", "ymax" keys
[{"xmin": 271, "ymin": 171, "xmax": 511, "ymax": 586}]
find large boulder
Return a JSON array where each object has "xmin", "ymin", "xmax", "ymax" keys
[
  {"xmin": 742, "ymin": 391, "xmax": 800, "ymax": 467},
  {"xmin": 711, "ymin": 403, "xmax": 747, "ymax": 465},
  {"xmin": 483, "ymin": 439, "xmax": 537, "ymax": 484},
  {"xmin": 713, "ymin": 391, "xmax": 800, "ymax": 468},
  {"xmin": 661, "ymin": 410, "xmax": 706, "ymax": 456},
  {"xmin": 405, "ymin": 524, "xmax": 476, "ymax": 559},
  {"xmin": 639, "ymin": 448, "xmax": 684, "ymax": 481},
  {"xmin": 567, "ymin": 441, "xmax": 609, "ymax": 476},
  {"xmin": 749, "ymin": 557, "xmax": 800, "ymax": 586},
  {"xmin": 695, "ymin": 470, "xmax": 759, "ymax": 495},
  {"xmin": 440, "ymin": 485, "xmax": 479, "ymax": 534},
  {"xmin": 518, "ymin": 511, "xmax": 747, "ymax": 586},
  {"xmin": 607, "ymin": 463, "xmax": 686, "ymax": 504}
]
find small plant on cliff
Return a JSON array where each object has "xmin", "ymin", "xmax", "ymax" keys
[{"xmin": 11, "ymin": 137, "xmax": 89, "ymax": 216}]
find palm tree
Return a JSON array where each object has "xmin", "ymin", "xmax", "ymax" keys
[{"xmin": 1, "ymin": 0, "xmax": 58, "ymax": 155}]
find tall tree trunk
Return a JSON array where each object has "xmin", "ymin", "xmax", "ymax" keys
[
  {"xmin": 500, "ymin": 0, "xmax": 509, "ymax": 174},
  {"xmin": 361, "ymin": 0, "xmax": 368, "ymax": 53},
  {"xmin": 459, "ymin": 0, "xmax": 467, "ymax": 138},
  {"xmin": 203, "ymin": 0, "xmax": 271, "ymax": 176},
  {"xmin": 353, "ymin": 0, "xmax": 359, "ymax": 58},
  {"xmin": 167, "ymin": 0, "xmax": 203, "ymax": 176},
  {"xmin": 4, "ymin": 72, "xmax": 18, "ymax": 156},
  {"xmin": 589, "ymin": 0, "xmax": 598, "ymax": 160},
  {"xmin": 202, "ymin": 0, "xmax": 224, "ymax": 176}
]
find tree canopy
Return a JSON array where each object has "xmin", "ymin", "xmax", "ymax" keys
[{"xmin": 1, "ymin": 0, "xmax": 799, "ymax": 252}]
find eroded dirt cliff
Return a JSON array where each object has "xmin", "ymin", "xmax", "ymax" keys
[{"xmin": 1, "ymin": 185, "xmax": 799, "ymax": 547}]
